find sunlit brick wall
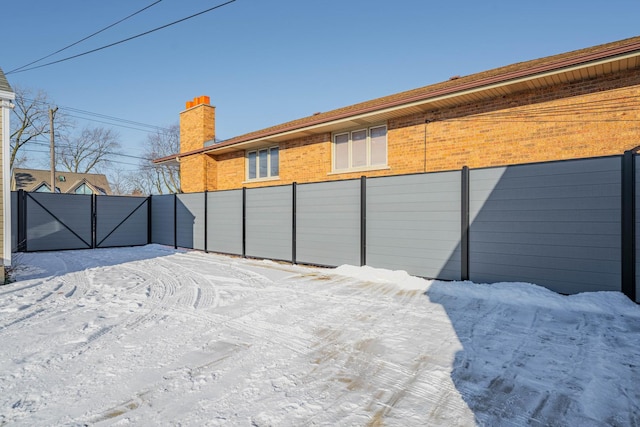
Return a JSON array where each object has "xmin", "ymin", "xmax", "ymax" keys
[{"xmin": 179, "ymin": 68, "xmax": 640, "ymax": 192}]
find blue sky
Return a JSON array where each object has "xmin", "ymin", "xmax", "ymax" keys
[{"xmin": 2, "ymin": 0, "xmax": 640, "ymax": 169}]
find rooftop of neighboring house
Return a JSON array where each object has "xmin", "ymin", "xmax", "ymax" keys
[
  {"xmin": 12, "ymin": 169, "xmax": 113, "ymax": 195},
  {"xmin": 155, "ymin": 35, "xmax": 640, "ymax": 163},
  {"xmin": 0, "ymin": 66, "xmax": 13, "ymax": 94}
]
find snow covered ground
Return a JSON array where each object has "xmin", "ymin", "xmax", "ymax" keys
[{"xmin": 0, "ymin": 245, "xmax": 638, "ymax": 426}]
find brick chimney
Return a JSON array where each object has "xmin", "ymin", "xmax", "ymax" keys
[{"xmin": 180, "ymin": 96, "xmax": 215, "ymax": 153}]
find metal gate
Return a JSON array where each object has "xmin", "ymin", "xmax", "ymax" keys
[{"xmin": 14, "ymin": 191, "xmax": 150, "ymax": 252}]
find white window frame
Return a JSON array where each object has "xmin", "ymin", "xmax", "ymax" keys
[
  {"xmin": 332, "ymin": 125, "xmax": 388, "ymax": 172},
  {"xmin": 246, "ymin": 146, "xmax": 279, "ymax": 181}
]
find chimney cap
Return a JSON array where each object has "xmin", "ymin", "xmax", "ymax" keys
[{"xmin": 185, "ymin": 95, "xmax": 211, "ymax": 109}]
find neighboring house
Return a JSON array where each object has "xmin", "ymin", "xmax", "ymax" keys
[
  {"xmin": 12, "ymin": 169, "xmax": 113, "ymax": 195},
  {"xmin": 0, "ymin": 67, "xmax": 14, "ymax": 281},
  {"xmin": 155, "ymin": 36, "xmax": 640, "ymax": 193}
]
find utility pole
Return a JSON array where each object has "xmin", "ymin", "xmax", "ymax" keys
[{"xmin": 49, "ymin": 107, "xmax": 58, "ymax": 193}]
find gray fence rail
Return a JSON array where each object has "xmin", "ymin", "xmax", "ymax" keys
[{"xmin": 11, "ymin": 153, "xmax": 640, "ymax": 303}]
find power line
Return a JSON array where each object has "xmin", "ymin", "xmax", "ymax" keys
[
  {"xmin": 7, "ymin": 1, "xmax": 163, "ymax": 74},
  {"xmin": 21, "ymin": 138, "xmax": 152, "ymax": 161},
  {"xmin": 65, "ymin": 114, "xmax": 168, "ymax": 134},
  {"xmin": 7, "ymin": 0, "xmax": 237, "ymax": 75},
  {"xmin": 21, "ymin": 97, "xmax": 173, "ymax": 134},
  {"xmin": 17, "ymin": 148, "xmax": 145, "ymax": 168}
]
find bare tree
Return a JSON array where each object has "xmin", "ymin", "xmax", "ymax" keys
[
  {"xmin": 57, "ymin": 126, "xmax": 122, "ymax": 173},
  {"xmin": 107, "ymin": 167, "xmax": 135, "ymax": 195},
  {"xmin": 10, "ymin": 86, "xmax": 71, "ymax": 170},
  {"xmin": 134, "ymin": 124, "xmax": 181, "ymax": 194}
]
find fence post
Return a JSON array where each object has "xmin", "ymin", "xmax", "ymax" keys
[
  {"xmin": 204, "ymin": 191, "xmax": 208, "ymax": 253},
  {"xmin": 621, "ymin": 151, "xmax": 636, "ymax": 301},
  {"xmin": 91, "ymin": 194, "xmax": 97, "ymax": 249},
  {"xmin": 292, "ymin": 182, "xmax": 297, "ymax": 264},
  {"xmin": 147, "ymin": 195, "xmax": 152, "ymax": 245},
  {"xmin": 17, "ymin": 190, "xmax": 26, "ymax": 252},
  {"xmin": 361, "ymin": 176, "xmax": 366, "ymax": 267},
  {"xmin": 242, "ymin": 187, "xmax": 247, "ymax": 258},
  {"xmin": 461, "ymin": 166, "xmax": 470, "ymax": 281},
  {"xmin": 173, "ymin": 193, "xmax": 178, "ymax": 250}
]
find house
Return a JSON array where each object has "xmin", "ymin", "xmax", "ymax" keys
[
  {"xmin": 154, "ymin": 36, "xmax": 640, "ymax": 193},
  {"xmin": 12, "ymin": 169, "xmax": 113, "ymax": 195},
  {"xmin": 0, "ymin": 67, "xmax": 14, "ymax": 281}
]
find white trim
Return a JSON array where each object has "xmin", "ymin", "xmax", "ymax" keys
[
  {"xmin": 1, "ymin": 97, "xmax": 13, "ymax": 268},
  {"xmin": 0, "ymin": 90, "xmax": 15, "ymax": 101},
  {"xmin": 327, "ymin": 165, "xmax": 391, "ymax": 176},
  {"xmin": 241, "ymin": 176, "xmax": 281, "ymax": 185}
]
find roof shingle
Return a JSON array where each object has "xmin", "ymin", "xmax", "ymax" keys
[{"xmin": 0, "ymin": 67, "xmax": 13, "ymax": 94}]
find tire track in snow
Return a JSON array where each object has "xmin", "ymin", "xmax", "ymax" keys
[{"xmin": 0, "ymin": 253, "xmax": 89, "ymax": 333}]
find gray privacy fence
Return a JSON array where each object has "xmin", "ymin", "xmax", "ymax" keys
[
  {"xmin": 12, "ymin": 192, "xmax": 149, "ymax": 252},
  {"xmin": 10, "ymin": 153, "xmax": 640, "ymax": 302}
]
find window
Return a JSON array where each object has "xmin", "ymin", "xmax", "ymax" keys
[
  {"xmin": 247, "ymin": 146, "xmax": 279, "ymax": 180},
  {"xmin": 333, "ymin": 125, "xmax": 387, "ymax": 171},
  {"xmin": 74, "ymin": 183, "xmax": 93, "ymax": 195},
  {"xmin": 34, "ymin": 184, "xmax": 51, "ymax": 193},
  {"xmin": 33, "ymin": 184, "xmax": 60, "ymax": 193}
]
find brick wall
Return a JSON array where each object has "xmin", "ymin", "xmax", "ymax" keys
[
  {"xmin": 417, "ymin": 69, "xmax": 640, "ymax": 172},
  {"xmin": 180, "ymin": 155, "xmax": 206, "ymax": 193},
  {"xmin": 180, "ymin": 68, "xmax": 640, "ymax": 192},
  {"xmin": 180, "ymin": 103, "xmax": 215, "ymax": 154}
]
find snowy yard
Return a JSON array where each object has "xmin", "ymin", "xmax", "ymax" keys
[{"xmin": 0, "ymin": 245, "xmax": 639, "ymax": 426}]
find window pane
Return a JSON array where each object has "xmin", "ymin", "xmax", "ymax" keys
[
  {"xmin": 259, "ymin": 149, "xmax": 268, "ymax": 178},
  {"xmin": 334, "ymin": 133, "xmax": 349, "ymax": 170},
  {"xmin": 352, "ymin": 130, "xmax": 367, "ymax": 167},
  {"xmin": 248, "ymin": 151, "xmax": 257, "ymax": 179},
  {"xmin": 270, "ymin": 147, "xmax": 279, "ymax": 177},
  {"xmin": 75, "ymin": 184, "xmax": 91, "ymax": 194},
  {"xmin": 370, "ymin": 126, "xmax": 387, "ymax": 165}
]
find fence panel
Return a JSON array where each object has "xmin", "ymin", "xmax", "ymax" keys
[
  {"xmin": 207, "ymin": 190, "xmax": 243, "ymax": 255},
  {"xmin": 367, "ymin": 172, "xmax": 462, "ymax": 280},
  {"xmin": 10, "ymin": 192, "xmax": 17, "ymax": 252},
  {"xmin": 296, "ymin": 180, "xmax": 361, "ymax": 267},
  {"xmin": 469, "ymin": 157, "xmax": 621, "ymax": 294},
  {"xmin": 245, "ymin": 185, "xmax": 292, "ymax": 261},
  {"xmin": 151, "ymin": 194, "xmax": 175, "ymax": 246},
  {"xmin": 177, "ymin": 193, "xmax": 205, "ymax": 250},
  {"xmin": 96, "ymin": 196, "xmax": 148, "ymax": 248},
  {"xmin": 26, "ymin": 193, "xmax": 92, "ymax": 251}
]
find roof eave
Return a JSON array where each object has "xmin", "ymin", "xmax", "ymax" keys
[{"xmin": 153, "ymin": 40, "xmax": 640, "ymax": 163}]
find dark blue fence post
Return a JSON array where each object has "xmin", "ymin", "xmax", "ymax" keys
[
  {"xmin": 173, "ymin": 193, "xmax": 178, "ymax": 249},
  {"xmin": 91, "ymin": 194, "xmax": 97, "ymax": 249},
  {"xmin": 292, "ymin": 182, "xmax": 297, "ymax": 264},
  {"xmin": 204, "ymin": 191, "xmax": 208, "ymax": 253},
  {"xmin": 621, "ymin": 151, "xmax": 636, "ymax": 301},
  {"xmin": 17, "ymin": 190, "xmax": 26, "ymax": 252},
  {"xmin": 361, "ymin": 176, "xmax": 367, "ymax": 266},
  {"xmin": 147, "ymin": 196, "xmax": 152, "ymax": 244},
  {"xmin": 242, "ymin": 187, "xmax": 246, "ymax": 258},
  {"xmin": 461, "ymin": 166, "xmax": 470, "ymax": 281}
]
